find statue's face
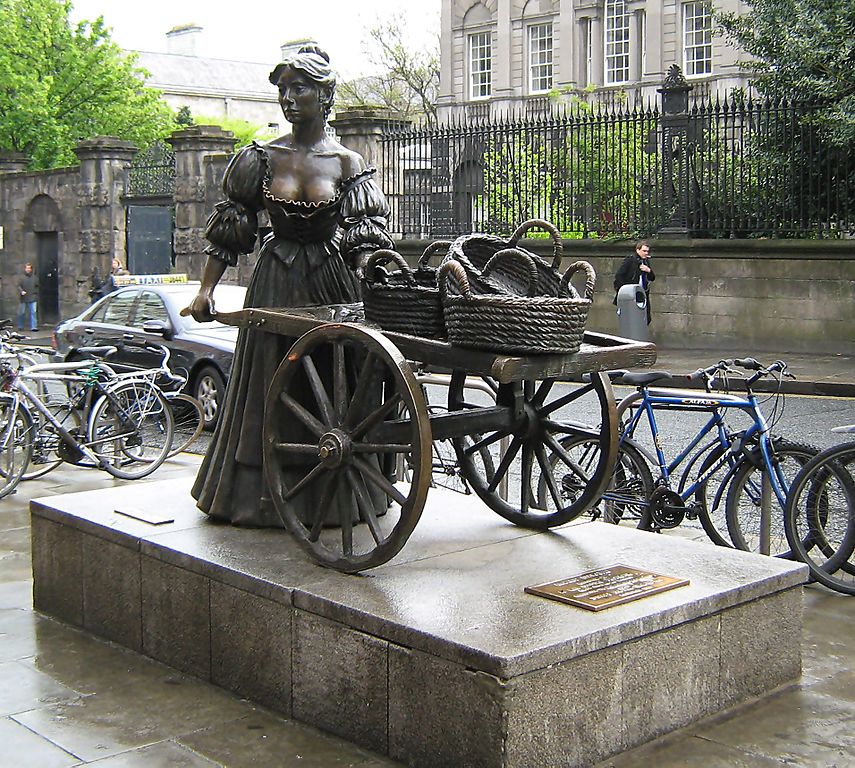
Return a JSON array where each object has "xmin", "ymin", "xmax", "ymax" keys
[{"xmin": 277, "ymin": 69, "xmax": 323, "ymax": 123}]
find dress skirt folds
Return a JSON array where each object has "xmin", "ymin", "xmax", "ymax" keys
[{"xmin": 191, "ymin": 141, "xmax": 392, "ymax": 527}]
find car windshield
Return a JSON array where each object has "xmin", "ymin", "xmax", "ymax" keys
[{"xmin": 177, "ymin": 284, "xmax": 247, "ymax": 331}]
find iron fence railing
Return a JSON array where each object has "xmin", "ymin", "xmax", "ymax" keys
[{"xmin": 380, "ymin": 94, "xmax": 855, "ymax": 240}]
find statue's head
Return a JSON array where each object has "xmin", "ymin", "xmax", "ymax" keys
[{"xmin": 269, "ymin": 45, "xmax": 336, "ymax": 119}]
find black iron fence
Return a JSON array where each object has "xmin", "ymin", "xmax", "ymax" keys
[{"xmin": 379, "ymin": 78, "xmax": 854, "ymax": 240}]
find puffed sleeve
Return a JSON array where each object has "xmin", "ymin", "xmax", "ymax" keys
[
  {"xmin": 338, "ymin": 169, "xmax": 394, "ymax": 268},
  {"xmin": 203, "ymin": 143, "xmax": 266, "ymax": 266}
]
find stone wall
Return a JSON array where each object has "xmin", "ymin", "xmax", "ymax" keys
[
  {"xmin": 0, "ymin": 138, "xmax": 136, "ymax": 322},
  {"xmin": 395, "ymin": 237, "xmax": 855, "ymax": 354}
]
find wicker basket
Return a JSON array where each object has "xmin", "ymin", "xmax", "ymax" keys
[
  {"xmin": 361, "ymin": 242, "xmax": 451, "ymax": 339},
  {"xmin": 440, "ymin": 249, "xmax": 596, "ymax": 355},
  {"xmin": 445, "ymin": 218, "xmax": 564, "ymax": 297}
]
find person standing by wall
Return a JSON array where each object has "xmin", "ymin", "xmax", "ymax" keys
[
  {"xmin": 17, "ymin": 262, "xmax": 38, "ymax": 332},
  {"xmin": 613, "ymin": 240, "xmax": 655, "ymax": 325}
]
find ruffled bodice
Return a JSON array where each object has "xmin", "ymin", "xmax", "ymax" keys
[{"xmin": 203, "ymin": 141, "xmax": 392, "ymax": 269}]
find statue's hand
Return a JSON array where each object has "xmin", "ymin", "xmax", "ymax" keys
[{"xmin": 181, "ymin": 291, "xmax": 215, "ymax": 323}]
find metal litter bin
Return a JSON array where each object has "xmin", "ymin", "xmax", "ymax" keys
[{"xmin": 616, "ymin": 283, "xmax": 649, "ymax": 341}]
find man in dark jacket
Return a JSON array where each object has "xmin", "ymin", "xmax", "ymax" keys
[
  {"xmin": 17, "ymin": 262, "xmax": 38, "ymax": 331},
  {"xmin": 613, "ymin": 240, "xmax": 655, "ymax": 325}
]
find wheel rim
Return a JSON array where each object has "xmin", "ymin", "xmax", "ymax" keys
[
  {"xmin": 196, "ymin": 375, "xmax": 220, "ymax": 424},
  {"xmin": 449, "ymin": 371, "xmax": 617, "ymax": 528},
  {"xmin": 263, "ymin": 324, "xmax": 431, "ymax": 572}
]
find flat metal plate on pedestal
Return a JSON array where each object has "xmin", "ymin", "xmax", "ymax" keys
[
  {"xmin": 114, "ymin": 507, "xmax": 176, "ymax": 525},
  {"xmin": 525, "ymin": 564, "xmax": 689, "ymax": 612}
]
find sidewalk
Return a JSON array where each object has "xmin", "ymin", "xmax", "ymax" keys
[{"xmin": 2, "ymin": 452, "xmax": 854, "ymax": 765}]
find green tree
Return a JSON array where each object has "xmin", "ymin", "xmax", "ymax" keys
[
  {"xmin": 717, "ymin": 0, "xmax": 855, "ymax": 145},
  {"xmin": 0, "ymin": 0, "xmax": 175, "ymax": 169},
  {"xmin": 193, "ymin": 115, "xmax": 276, "ymax": 148},
  {"xmin": 338, "ymin": 14, "xmax": 439, "ymax": 125}
]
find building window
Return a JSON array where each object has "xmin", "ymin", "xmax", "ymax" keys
[
  {"xmin": 583, "ymin": 19, "xmax": 594, "ymax": 85},
  {"xmin": 605, "ymin": 0, "xmax": 631, "ymax": 85},
  {"xmin": 468, "ymin": 31, "xmax": 492, "ymax": 100},
  {"xmin": 683, "ymin": 1, "xmax": 712, "ymax": 76},
  {"xmin": 528, "ymin": 22, "xmax": 553, "ymax": 94}
]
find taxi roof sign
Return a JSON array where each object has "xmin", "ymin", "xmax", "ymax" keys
[{"xmin": 113, "ymin": 273, "xmax": 189, "ymax": 287}]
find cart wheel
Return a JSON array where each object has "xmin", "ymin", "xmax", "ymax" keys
[
  {"xmin": 449, "ymin": 371, "xmax": 617, "ymax": 528},
  {"xmin": 263, "ymin": 324, "xmax": 432, "ymax": 572}
]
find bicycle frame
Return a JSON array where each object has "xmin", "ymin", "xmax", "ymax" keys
[{"xmin": 615, "ymin": 385, "xmax": 789, "ymax": 509}]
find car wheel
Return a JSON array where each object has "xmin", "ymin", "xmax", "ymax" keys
[{"xmin": 193, "ymin": 365, "xmax": 225, "ymax": 431}]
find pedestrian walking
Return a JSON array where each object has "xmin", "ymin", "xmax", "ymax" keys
[
  {"xmin": 17, "ymin": 262, "xmax": 38, "ymax": 332},
  {"xmin": 106, "ymin": 258, "xmax": 127, "ymax": 294},
  {"xmin": 613, "ymin": 240, "xmax": 655, "ymax": 325}
]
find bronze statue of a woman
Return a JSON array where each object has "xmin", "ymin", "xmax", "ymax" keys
[{"xmin": 186, "ymin": 45, "xmax": 392, "ymax": 526}]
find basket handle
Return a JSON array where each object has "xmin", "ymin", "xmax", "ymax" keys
[
  {"xmin": 559, "ymin": 260, "xmax": 596, "ymax": 301},
  {"xmin": 482, "ymin": 248, "xmax": 539, "ymax": 298},
  {"xmin": 364, "ymin": 249, "xmax": 415, "ymax": 288},
  {"xmin": 509, "ymin": 219, "xmax": 563, "ymax": 270},
  {"xmin": 438, "ymin": 259, "xmax": 472, "ymax": 302},
  {"xmin": 419, "ymin": 240, "xmax": 453, "ymax": 269}
]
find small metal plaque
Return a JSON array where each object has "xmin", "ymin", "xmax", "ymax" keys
[
  {"xmin": 525, "ymin": 564, "xmax": 689, "ymax": 612},
  {"xmin": 114, "ymin": 507, "xmax": 175, "ymax": 526}
]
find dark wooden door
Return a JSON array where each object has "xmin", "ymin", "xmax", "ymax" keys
[{"xmin": 36, "ymin": 232, "xmax": 59, "ymax": 325}]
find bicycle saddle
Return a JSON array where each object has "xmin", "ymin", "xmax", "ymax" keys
[{"xmin": 617, "ymin": 371, "xmax": 673, "ymax": 386}]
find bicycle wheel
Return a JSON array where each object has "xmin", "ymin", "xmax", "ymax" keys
[
  {"xmin": 166, "ymin": 393, "xmax": 204, "ymax": 457},
  {"xmin": 784, "ymin": 443, "xmax": 855, "ymax": 594},
  {"xmin": 691, "ymin": 443, "xmax": 741, "ymax": 547},
  {"xmin": 536, "ymin": 436, "xmax": 653, "ymax": 524},
  {"xmin": 20, "ymin": 393, "xmax": 78, "ymax": 480},
  {"xmin": 725, "ymin": 439, "xmax": 818, "ymax": 557},
  {"xmin": 0, "ymin": 394, "xmax": 35, "ymax": 498},
  {"xmin": 87, "ymin": 382, "xmax": 173, "ymax": 480}
]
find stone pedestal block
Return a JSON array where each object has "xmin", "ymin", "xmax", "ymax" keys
[{"xmin": 30, "ymin": 478, "xmax": 807, "ymax": 768}]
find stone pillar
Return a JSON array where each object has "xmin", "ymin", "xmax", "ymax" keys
[
  {"xmin": 330, "ymin": 108, "xmax": 410, "ymax": 208},
  {"xmin": 556, "ymin": 0, "xmax": 577, "ymax": 90},
  {"xmin": 494, "ymin": 0, "xmax": 513, "ymax": 99},
  {"xmin": 167, "ymin": 126, "xmax": 237, "ymax": 278},
  {"xmin": 658, "ymin": 65, "xmax": 694, "ymax": 237},
  {"xmin": 73, "ymin": 137, "xmax": 138, "ymax": 282},
  {"xmin": 0, "ymin": 152, "xmax": 29, "ymax": 174}
]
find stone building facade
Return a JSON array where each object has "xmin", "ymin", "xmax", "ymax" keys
[{"xmin": 438, "ymin": 0, "xmax": 751, "ymax": 120}]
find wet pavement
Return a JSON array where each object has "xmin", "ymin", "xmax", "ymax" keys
[{"xmin": 2, "ymin": 341, "xmax": 855, "ymax": 766}]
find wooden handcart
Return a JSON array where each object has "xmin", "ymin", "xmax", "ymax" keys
[{"xmin": 218, "ymin": 304, "xmax": 656, "ymax": 572}]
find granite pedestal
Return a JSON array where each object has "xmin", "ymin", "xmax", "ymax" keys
[{"xmin": 31, "ymin": 478, "xmax": 806, "ymax": 767}]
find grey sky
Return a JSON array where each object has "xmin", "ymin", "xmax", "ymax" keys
[{"xmin": 68, "ymin": 0, "xmax": 439, "ymax": 80}]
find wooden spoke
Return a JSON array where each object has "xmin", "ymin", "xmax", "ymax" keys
[
  {"xmin": 283, "ymin": 461, "xmax": 325, "ymax": 502},
  {"xmin": 274, "ymin": 442, "xmax": 322, "ymax": 455},
  {"xmin": 539, "ymin": 381, "xmax": 596, "ymax": 417},
  {"xmin": 487, "ymin": 436, "xmax": 523, "ymax": 494},
  {"xmin": 344, "ymin": 351, "xmax": 378, "ymax": 427},
  {"xmin": 520, "ymin": 442, "xmax": 534, "ymax": 513},
  {"xmin": 542, "ymin": 419, "xmax": 604, "ymax": 440},
  {"xmin": 353, "ymin": 443, "xmax": 413, "ymax": 454},
  {"xmin": 346, "ymin": 467, "xmax": 384, "ymax": 545},
  {"xmin": 351, "ymin": 393, "xmax": 403, "ymax": 440},
  {"xmin": 308, "ymin": 471, "xmax": 340, "ymax": 542},
  {"xmin": 333, "ymin": 341, "xmax": 348, "ymax": 425},
  {"xmin": 543, "ymin": 431, "xmax": 587, "ymax": 477},
  {"xmin": 463, "ymin": 428, "xmax": 512, "ymax": 456},
  {"xmin": 532, "ymin": 379, "xmax": 555, "ymax": 409},
  {"xmin": 279, "ymin": 393, "xmax": 326, "ymax": 437},
  {"xmin": 352, "ymin": 456, "xmax": 408, "ymax": 507},
  {"xmin": 340, "ymin": 485, "xmax": 353, "ymax": 556},
  {"xmin": 535, "ymin": 443, "xmax": 564, "ymax": 510},
  {"xmin": 302, "ymin": 354, "xmax": 336, "ymax": 427}
]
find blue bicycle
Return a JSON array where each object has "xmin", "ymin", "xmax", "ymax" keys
[{"xmin": 539, "ymin": 359, "xmax": 816, "ymax": 556}]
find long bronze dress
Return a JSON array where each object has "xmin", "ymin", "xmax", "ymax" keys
[{"xmin": 192, "ymin": 141, "xmax": 392, "ymax": 526}]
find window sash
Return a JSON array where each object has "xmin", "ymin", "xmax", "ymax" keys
[
  {"xmin": 605, "ymin": 0, "xmax": 631, "ymax": 85},
  {"xmin": 469, "ymin": 32, "xmax": 492, "ymax": 99},
  {"xmin": 528, "ymin": 23, "xmax": 553, "ymax": 93},
  {"xmin": 683, "ymin": 1, "xmax": 712, "ymax": 76}
]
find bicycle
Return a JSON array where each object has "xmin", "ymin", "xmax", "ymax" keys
[
  {"xmin": 784, "ymin": 425, "xmax": 855, "ymax": 594},
  {"xmin": 0, "ymin": 343, "xmax": 175, "ymax": 487},
  {"xmin": 539, "ymin": 359, "xmax": 816, "ymax": 555}
]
